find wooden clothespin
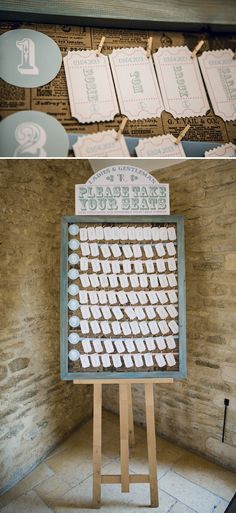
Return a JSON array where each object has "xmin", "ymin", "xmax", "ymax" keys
[
  {"xmin": 191, "ymin": 40, "xmax": 204, "ymax": 59},
  {"xmin": 146, "ymin": 37, "xmax": 153, "ymax": 58},
  {"xmin": 96, "ymin": 36, "xmax": 106, "ymax": 57},
  {"xmin": 174, "ymin": 124, "xmax": 190, "ymax": 145},
  {"xmin": 116, "ymin": 117, "xmax": 128, "ymax": 140}
]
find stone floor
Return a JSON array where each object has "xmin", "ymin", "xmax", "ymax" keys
[{"xmin": 0, "ymin": 410, "xmax": 236, "ymax": 513}]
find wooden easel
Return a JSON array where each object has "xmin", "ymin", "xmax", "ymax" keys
[{"xmin": 74, "ymin": 379, "xmax": 173, "ymax": 508}]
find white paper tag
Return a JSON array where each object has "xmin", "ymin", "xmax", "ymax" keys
[
  {"xmin": 166, "ymin": 242, "xmax": 176, "ymax": 256},
  {"xmin": 80, "ymin": 306, "xmax": 91, "ymax": 319},
  {"xmin": 128, "ymin": 291, "xmax": 139, "ymax": 305},
  {"xmin": 136, "ymin": 307, "xmax": 146, "ymax": 320},
  {"xmin": 73, "ymin": 129, "xmax": 130, "ymax": 157},
  {"xmin": 166, "ymin": 305, "xmax": 178, "ymax": 318},
  {"xmin": 107, "ymin": 291, "xmax": 117, "ymax": 304},
  {"xmin": 204, "ymin": 143, "xmax": 236, "ymax": 158},
  {"xmin": 123, "ymin": 354, "xmax": 133, "ymax": 368},
  {"xmin": 111, "ymin": 321, "xmax": 122, "ymax": 335},
  {"xmin": 198, "ymin": 49, "xmax": 236, "ymax": 121},
  {"xmin": 97, "ymin": 291, "xmax": 107, "ymax": 304},
  {"xmin": 112, "ymin": 260, "xmax": 121, "ymax": 274},
  {"xmin": 169, "ymin": 320, "xmax": 179, "ymax": 334},
  {"xmin": 101, "ymin": 260, "xmax": 111, "ymax": 274},
  {"xmin": 89, "ymin": 291, "xmax": 98, "ymax": 304},
  {"xmin": 90, "ymin": 320, "xmax": 101, "ymax": 334},
  {"xmin": 156, "ymin": 336, "xmax": 166, "ymax": 350},
  {"xmin": 145, "ymin": 338, "xmax": 156, "ymax": 351},
  {"xmin": 90, "ymin": 274, "xmax": 100, "ymax": 288},
  {"xmin": 155, "ymin": 243, "xmax": 166, "ymax": 257},
  {"xmin": 124, "ymin": 340, "xmax": 135, "ymax": 352},
  {"xmin": 119, "ymin": 226, "xmax": 128, "ymax": 240},
  {"xmin": 133, "ymin": 354, "xmax": 144, "ymax": 367},
  {"xmin": 80, "ymin": 242, "xmax": 90, "ymax": 256},
  {"xmin": 166, "ymin": 335, "xmax": 176, "ymax": 349},
  {"xmin": 143, "ymin": 227, "xmax": 152, "ymax": 240},
  {"xmin": 135, "ymin": 227, "xmax": 143, "ymax": 241},
  {"xmin": 101, "ymin": 354, "xmax": 111, "ymax": 367},
  {"xmin": 80, "ymin": 320, "xmax": 90, "ymax": 334},
  {"xmin": 80, "ymin": 257, "xmax": 88, "ymax": 271},
  {"xmin": 91, "ymin": 305, "xmax": 102, "ymax": 319},
  {"xmin": 155, "ymin": 353, "xmax": 166, "ymax": 368},
  {"xmin": 101, "ymin": 244, "xmax": 111, "ymax": 258},
  {"xmin": 140, "ymin": 321, "xmax": 150, "ymax": 335},
  {"xmin": 111, "ymin": 226, "xmax": 120, "ymax": 240},
  {"xmin": 91, "ymin": 259, "xmax": 101, "ymax": 272},
  {"xmin": 90, "ymin": 353, "xmax": 100, "ymax": 368},
  {"xmin": 109, "ymin": 47, "xmax": 164, "ymax": 120},
  {"xmin": 79, "ymin": 228, "xmax": 88, "ymax": 241},
  {"xmin": 99, "ymin": 274, "xmax": 109, "ymax": 288},
  {"xmin": 100, "ymin": 320, "xmax": 111, "ymax": 335},
  {"xmin": 149, "ymin": 321, "xmax": 159, "ymax": 335},
  {"xmin": 130, "ymin": 321, "xmax": 140, "ymax": 335},
  {"xmin": 134, "ymin": 261, "xmax": 143, "ymax": 274},
  {"xmin": 64, "ymin": 50, "xmax": 119, "ymax": 123},
  {"xmin": 145, "ymin": 260, "xmax": 155, "ymax": 273},
  {"xmin": 149, "ymin": 274, "xmax": 159, "ymax": 288},
  {"xmin": 93, "ymin": 339, "xmax": 103, "ymax": 352},
  {"xmin": 151, "ymin": 227, "xmax": 160, "ymax": 241},
  {"xmin": 130, "ymin": 275, "xmax": 139, "ymax": 288},
  {"xmin": 144, "ymin": 353, "xmax": 154, "ymax": 367},
  {"xmin": 134, "ymin": 339, "xmax": 146, "ymax": 352},
  {"xmin": 121, "ymin": 321, "xmax": 131, "ymax": 336},
  {"xmin": 133, "ymin": 244, "xmax": 142, "ymax": 258},
  {"xmin": 156, "ymin": 259, "xmax": 166, "ymax": 272},
  {"xmin": 118, "ymin": 291, "xmax": 128, "ymax": 304},
  {"xmin": 119, "ymin": 274, "xmax": 129, "ymax": 288},
  {"xmin": 158, "ymin": 320, "xmax": 169, "ymax": 335},
  {"xmin": 168, "ymin": 290, "xmax": 178, "ymax": 304},
  {"xmin": 95, "ymin": 226, "xmax": 104, "ymax": 240},
  {"xmin": 145, "ymin": 306, "xmax": 156, "ymax": 320},
  {"xmin": 80, "ymin": 354, "xmax": 90, "ymax": 368},
  {"xmin": 148, "ymin": 291, "xmax": 158, "ymax": 305},
  {"xmin": 90, "ymin": 243, "xmax": 99, "ymax": 257},
  {"xmin": 168, "ymin": 227, "xmax": 177, "ymax": 241},
  {"xmin": 87, "ymin": 227, "xmax": 96, "ymax": 240},
  {"xmin": 144, "ymin": 244, "xmax": 154, "ymax": 258},
  {"xmin": 153, "ymin": 46, "xmax": 209, "ymax": 118},
  {"xmin": 113, "ymin": 306, "xmax": 123, "ymax": 320},
  {"xmin": 168, "ymin": 258, "xmax": 177, "ymax": 271},
  {"xmin": 101, "ymin": 306, "xmax": 112, "ymax": 320},
  {"xmin": 109, "ymin": 274, "xmax": 119, "ymax": 288},
  {"xmin": 123, "ymin": 260, "xmax": 132, "ymax": 274},
  {"xmin": 168, "ymin": 274, "xmax": 177, "ymax": 287},
  {"xmin": 127, "ymin": 227, "xmax": 136, "ymax": 240},
  {"xmin": 165, "ymin": 353, "xmax": 176, "ymax": 367},
  {"xmin": 82, "ymin": 340, "xmax": 92, "ymax": 353},
  {"xmin": 156, "ymin": 306, "xmax": 168, "ymax": 319},
  {"xmin": 157, "ymin": 291, "xmax": 168, "ymax": 304},
  {"xmin": 125, "ymin": 306, "xmax": 136, "ymax": 320},
  {"xmin": 80, "ymin": 274, "xmax": 90, "ymax": 288},
  {"xmin": 104, "ymin": 340, "xmax": 114, "ymax": 353},
  {"xmin": 112, "ymin": 354, "xmax": 122, "ymax": 367},
  {"xmin": 79, "ymin": 291, "xmax": 88, "ymax": 304},
  {"xmin": 111, "ymin": 244, "xmax": 122, "ymax": 257},
  {"xmin": 158, "ymin": 271, "xmax": 169, "ymax": 287},
  {"xmin": 123, "ymin": 245, "xmax": 133, "ymax": 258},
  {"xmin": 136, "ymin": 134, "xmax": 186, "ymax": 157},
  {"xmin": 138, "ymin": 291, "xmax": 148, "ymax": 305},
  {"xmin": 104, "ymin": 226, "xmax": 112, "ymax": 240}
]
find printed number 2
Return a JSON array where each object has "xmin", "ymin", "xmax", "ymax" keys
[{"xmin": 16, "ymin": 38, "xmax": 39, "ymax": 75}]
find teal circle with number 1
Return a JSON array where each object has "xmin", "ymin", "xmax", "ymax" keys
[
  {"xmin": 0, "ymin": 29, "xmax": 62, "ymax": 88},
  {"xmin": 0, "ymin": 111, "xmax": 69, "ymax": 157}
]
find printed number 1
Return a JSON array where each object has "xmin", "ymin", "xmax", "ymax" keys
[{"xmin": 16, "ymin": 38, "xmax": 39, "ymax": 75}]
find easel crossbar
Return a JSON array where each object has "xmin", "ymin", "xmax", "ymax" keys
[{"xmin": 101, "ymin": 474, "xmax": 150, "ymax": 484}]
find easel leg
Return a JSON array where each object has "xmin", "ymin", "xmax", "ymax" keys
[
  {"xmin": 93, "ymin": 384, "xmax": 102, "ymax": 508},
  {"xmin": 145, "ymin": 383, "xmax": 159, "ymax": 507},
  {"xmin": 119, "ymin": 383, "xmax": 130, "ymax": 492},
  {"xmin": 127, "ymin": 384, "xmax": 135, "ymax": 447}
]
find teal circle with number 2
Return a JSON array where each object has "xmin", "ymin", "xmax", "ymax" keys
[
  {"xmin": 0, "ymin": 111, "xmax": 69, "ymax": 157},
  {"xmin": 0, "ymin": 28, "xmax": 62, "ymax": 88}
]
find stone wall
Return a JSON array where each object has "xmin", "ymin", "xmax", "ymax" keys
[
  {"xmin": 103, "ymin": 158, "xmax": 236, "ymax": 471},
  {"xmin": 0, "ymin": 160, "xmax": 94, "ymax": 494}
]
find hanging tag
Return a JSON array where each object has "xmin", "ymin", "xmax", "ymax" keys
[
  {"xmin": 64, "ymin": 50, "xmax": 119, "ymax": 123},
  {"xmin": 198, "ymin": 49, "xmax": 236, "ymax": 121},
  {"xmin": 153, "ymin": 46, "xmax": 209, "ymax": 117},
  {"xmin": 73, "ymin": 129, "xmax": 130, "ymax": 157},
  {"xmin": 109, "ymin": 47, "xmax": 164, "ymax": 120},
  {"xmin": 136, "ymin": 134, "xmax": 186, "ymax": 157}
]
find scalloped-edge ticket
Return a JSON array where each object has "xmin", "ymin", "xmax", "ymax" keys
[
  {"xmin": 63, "ymin": 50, "xmax": 119, "ymax": 123},
  {"xmin": 153, "ymin": 46, "xmax": 209, "ymax": 118},
  {"xmin": 135, "ymin": 134, "xmax": 186, "ymax": 157},
  {"xmin": 198, "ymin": 49, "xmax": 236, "ymax": 121},
  {"xmin": 109, "ymin": 47, "xmax": 164, "ymax": 120},
  {"xmin": 73, "ymin": 129, "xmax": 130, "ymax": 157},
  {"xmin": 205, "ymin": 143, "xmax": 236, "ymax": 158}
]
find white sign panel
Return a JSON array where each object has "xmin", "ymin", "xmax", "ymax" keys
[{"xmin": 75, "ymin": 165, "xmax": 169, "ymax": 215}]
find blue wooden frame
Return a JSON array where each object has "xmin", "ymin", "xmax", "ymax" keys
[{"xmin": 60, "ymin": 215, "xmax": 186, "ymax": 380}]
